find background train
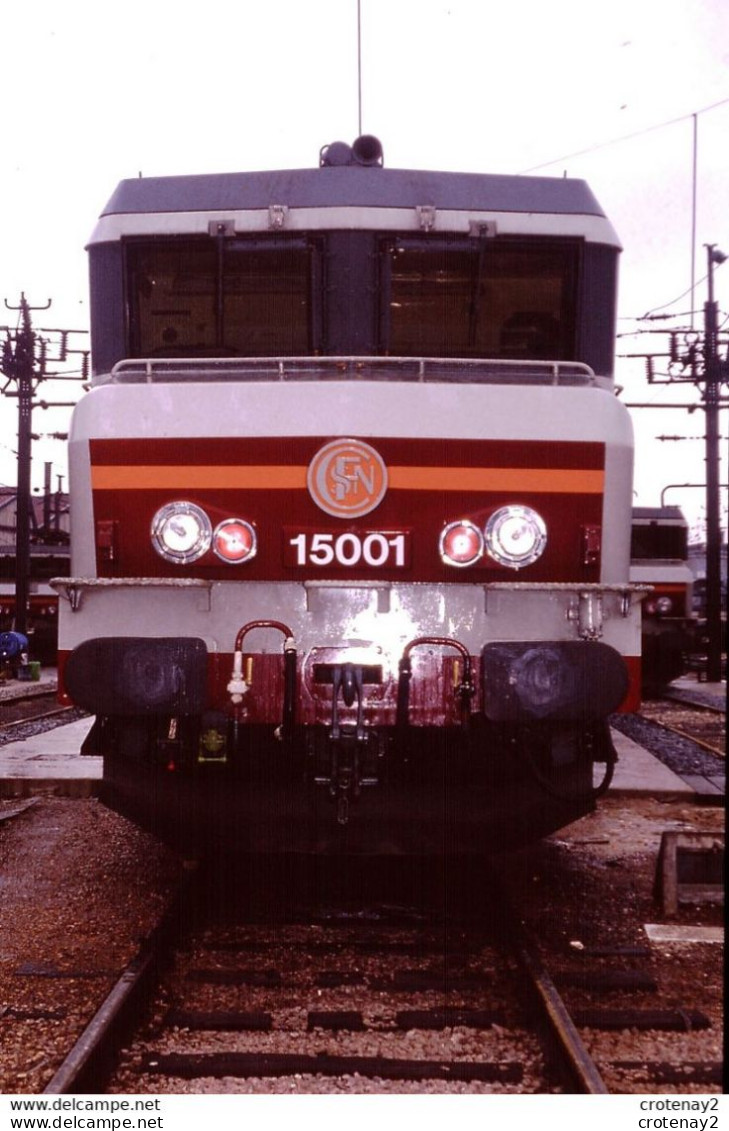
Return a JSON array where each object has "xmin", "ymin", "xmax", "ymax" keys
[
  {"xmin": 0, "ymin": 544, "xmax": 69, "ymax": 666},
  {"xmin": 54, "ymin": 135, "xmax": 645, "ymax": 854},
  {"xmin": 630, "ymin": 506, "xmax": 696, "ymax": 695}
]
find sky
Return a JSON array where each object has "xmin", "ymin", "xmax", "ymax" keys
[{"xmin": 1, "ymin": 0, "xmax": 727, "ymax": 539}]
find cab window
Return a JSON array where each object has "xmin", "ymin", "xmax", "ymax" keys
[
  {"xmin": 382, "ymin": 238, "xmax": 578, "ymax": 359},
  {"xmin": 127, "ymin": 238, "xmax": 318, "ymax": 357}
]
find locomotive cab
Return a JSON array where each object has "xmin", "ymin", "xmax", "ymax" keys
[
  {"xmin": 55, "ymin": 138, "xmax": 644, "ymax": 854},
  {"xmin": 630, "ymin": 506, "xmax": 695, "ymax": 694}
]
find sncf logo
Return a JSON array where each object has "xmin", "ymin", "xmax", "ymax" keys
[{"xmin": 307, "ymin": 438, "xmax": 388, "ymax": 518}]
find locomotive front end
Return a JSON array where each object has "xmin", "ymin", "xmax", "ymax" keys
[{"xmin": 55, "ymin": 142, "xmax": 643, "ymax": 853}]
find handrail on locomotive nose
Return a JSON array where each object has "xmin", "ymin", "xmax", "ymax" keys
[
  {"xmin": 397, "ymin": 636, "xmax": 475, "ymax": 732},
  {"xmin": 233, "ymin": 619, "xmax": 295, "ymax": 654},
  {"xmin": 228, "ymin": 620, "xmax": 297, "ymax": 741}
]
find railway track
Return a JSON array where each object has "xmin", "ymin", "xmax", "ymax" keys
[
  {"xmin": 610, "ymin": 694, "xmax": 724, "ymax": 808},
  {"xmin": 639, "ymin": 695, "xmax": 725, "ymax": 761},
  {"xmin": 646, "ymin": 687, "xmax": 723, "ymax": 760},
  {"xmin": 0, "ymin": 686, "xmax": 66, "ymax": 726},
  {"xmin": 39, "ymin": 859, "xmax": 720, "ymax": 1096},
  {"xmin": 0, "ymin": 684, "xmax": 81, "ymax": 739},
  {"xmin": 41, "ymin": 866, "xmax": 603, "ymax": 1094}
]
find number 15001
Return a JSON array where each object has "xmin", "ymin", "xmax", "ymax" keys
[{"xmin": 286, "ymin": 531, "xmax": 409, "ymax": 568}]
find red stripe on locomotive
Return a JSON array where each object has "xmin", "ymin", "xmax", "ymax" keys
[{"xmin": 88, "ymin": 436, "xmax": 605, "ymax": 583}]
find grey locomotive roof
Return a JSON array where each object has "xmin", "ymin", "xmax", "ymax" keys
[{"xmin": 100, "ymin": 165, "xmax": 607, "ymax": 219}]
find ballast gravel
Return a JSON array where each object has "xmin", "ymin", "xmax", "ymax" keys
[{"xmin": 0, "ymin": 791, "xmax": 723, "ymax": 1095}]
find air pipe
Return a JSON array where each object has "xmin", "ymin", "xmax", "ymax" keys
[
  {"xmin": 396, "ymin": 636, "xmax": 474, "ymax": 732},
  {"xmin": 228, "ymin": 620, "xmax": 297, "ymax": 741}
]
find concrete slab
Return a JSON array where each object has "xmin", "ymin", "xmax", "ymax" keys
[
  {"xmin": 0, "ymin": 718, "xmax": 99, "ymax": 798},
  {"xmin": 681, "ymin": 775, "xmax": 725, "ymax": 796},
  {"xmin": 602, "ymin": 729, "xmax": 694, "ymax": 796},
  {"xmin": 0, "ymin": 678, "xmax": 57, "ymax": 702},
  {"xmin": 667, "ymin": 678, "xmax": 726, "ymax": 710},
  {"xmin": 644, "ymin": 923, "xmax": 724, "ymax": 945}
]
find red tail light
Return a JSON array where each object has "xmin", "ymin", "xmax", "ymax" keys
[
  {"xmin": 213, "ymin": 519, "xmax": 257, "ymax": 564},
  {"xmin": 439, "ymin": 520, "xmax": 484, "ymax": 567}
]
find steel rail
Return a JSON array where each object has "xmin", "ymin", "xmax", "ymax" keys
[
  {"xmin": 644, "ymin": 696, "xmax": 726, "ymax": 758},
  {"xmin": 487, "ymin": 869, "xmax": 609, "ymax": 1094},
  {"xmin": 42, "ymin": 879, "xmax": 190, "ymax": 1094},
  {"xmin": 0, "ymin": 797, "xmax": 39, "ymax": 824},
  {"xmin": 511, "ymin": 933, "xmax": 609, "ymax": 1094},
  {"xmin": 659, "ymin": 723, "xmax": 725, "ymax": 759},
  {"xmin": 1, "ymin": 705, "xmax": 75, "ymax": 730}
]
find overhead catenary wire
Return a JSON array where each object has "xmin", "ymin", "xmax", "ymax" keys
[
  {"xmin": 641, "ymin": 273, "xmax": 712, "ymax": 320},
  {"xmin": 518, "ymin": 99, "xmax": 729, "ymax": 351},
  {"xmin": 618, "ymin": 310, "xmax": 698, "ymax": 323},
  {"xmin": 517, "ymin": 96, "xmax": 729, "ymax": 175}
]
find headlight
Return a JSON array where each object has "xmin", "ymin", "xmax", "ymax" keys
[
  {"xmin": 440, "ymin": 520, "xmax": 484, "ymax": 567},
  {"xmin": 151, "ymin": 502, "xmax": 212, "ymax": 564},
  {"xmin": 213, "ymin": 519, "xmax": 257, "ymax": 564},
  {"xmin": 485, "ymin": 505, "xmax": 547, "ymax": 569}
]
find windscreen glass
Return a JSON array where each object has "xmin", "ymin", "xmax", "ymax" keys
[
  {"xmin": 631, "ymin": 524, "xmax": 688, "ymax": 560},
  {"xmin": 127, "ymin": 239, "xmax": 315, "ymax": 357},
  {"xmin": 384, "ymin": 239, "xmax": 579, "ymax": 359}
]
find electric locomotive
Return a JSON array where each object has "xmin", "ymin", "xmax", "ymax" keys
[
  {"xmin": 55, "ymin": 136, "xmax": 644, "ymax": 853},
  {"xmin": 0, "ymin": 546, "xmax": 69, "ymax": 664},
  {"xmin": 630, "ymin": 506, "xmax": 695, "ymax": 694}
]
